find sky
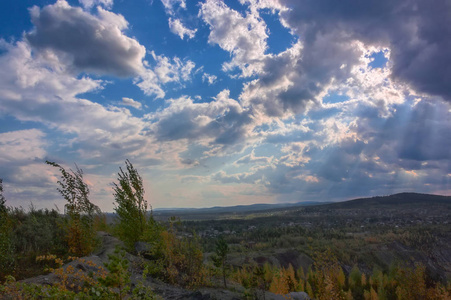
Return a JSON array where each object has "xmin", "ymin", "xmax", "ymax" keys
[{"xmin": 0, "ymin": 0, "xmax": 450, "ymax": 211}]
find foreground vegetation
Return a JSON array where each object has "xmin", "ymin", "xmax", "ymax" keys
[{"xmin": 0, "ymin": 163, "xmax": 450, "ymax": 299}]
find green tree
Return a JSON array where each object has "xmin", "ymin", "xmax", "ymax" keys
[
  {"xmin": 0, "ymin": 179, "xmax": 6, "ymax": 215},
  {"xmin": 113, "ymin": 160, "xmax": 148, "ymax": 251},
  {"xmin": 99, "ymin": 247, "xmax": 131, "ymax": 300},
  {"xmin": 212, "ymin": 236, "xmax": 230, "ymax": 288},
  {"xmin": 0, "ymin": 179, "xmax": 14, "ymax": 279},
  {"xmin": 46, "ymin": 161, "xmax": 100, "ymax": 256}
]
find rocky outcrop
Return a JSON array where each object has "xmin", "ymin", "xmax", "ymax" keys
[{"xmin": 19, "ymin": 232, "xmax": 311, "ymax": 299}]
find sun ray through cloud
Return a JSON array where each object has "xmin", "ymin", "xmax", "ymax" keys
[{"xmin": 0, "ymin": 0, "xmax": 449, "ymax": 210}]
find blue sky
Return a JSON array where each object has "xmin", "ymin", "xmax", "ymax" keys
[{"xmin": 0, "ymin": 0, "xmax": 450, "ymax": 211}]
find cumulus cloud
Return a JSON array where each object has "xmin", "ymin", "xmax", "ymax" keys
[
  {"xmin": 151, "ymin": 51, "xmax": 195, "ymax": 83},
  {"xmin": 146, "ymin": 90, "xmax": 254, "ymax": 148},
  {"xmin": 121, "ymin": 97, "xmax": 142, "ymax": 110},
  {"xmin": 240, "ymin": 35, "xmax": 363, "ymax": 117},
  {"xmin": 78, "ymin": 0, "xmax": 113, "ymax": 10},
  {"xmin": 198, "ymin": 1, "xmax": 367, "ymax": 117},
  {"xmin": 0, "ymin": 39, "xmax": 150, "ymax": 164},
  {"xmin": 168, "ymin": 18, "xmax": 197, "ymax": 40},
  {"xmin": 21, "ymin": 0, "xmax": 195, "ymax": 101},
  {"xmin": 26, "ymin": 0, "xmax": 146, "ymax": 77},
  {"xmin": 277, "ymin": 0, "xmax": 451, "ymax": 102},
  {"xmin": 0, "ymin": 40, "xmax": 101, "ymax": 110},
  {"xmin": 2, "ymin": 0, "xmax": 450, "ymax": 209},
  {"xmin": 235, "ymin": 0, "xmax": 451, "ymax": 119},
  {"xmin": 199, "ymin": 0, "xmax": 268, "ymax": 77},
  {"xmin": 136, "ymin": 51, "xmax": 195, "ymax": 98}
]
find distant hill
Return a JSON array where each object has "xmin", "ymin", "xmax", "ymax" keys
[
  {"xmin": 322, "ymin": 192, "xmax": 451, "ymax": 209},
  {"xmin": 153, "ymin": 201, "xmax": 328, "ymax": 216},
  {"xmin": 152, "ymin": 192, "xmax": 450, "ymax": 219}
]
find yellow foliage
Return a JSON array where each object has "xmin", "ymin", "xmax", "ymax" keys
[{"xmin": 269, "ymin": 270, "xmax": 289, "ymax": 295}]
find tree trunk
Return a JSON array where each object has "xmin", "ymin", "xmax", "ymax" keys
[{"xmin": 222, "ymin": 261, "xmax": 227, "ymax": 288}]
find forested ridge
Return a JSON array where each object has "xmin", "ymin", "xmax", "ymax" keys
[{"xmin": 0, "ymin": 162, "xmax": 450, "ymax": 299}]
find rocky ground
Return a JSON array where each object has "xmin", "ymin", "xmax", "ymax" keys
[{"xmin": 21, "ymin": 232, "xmax": 310, "ymax": 300}]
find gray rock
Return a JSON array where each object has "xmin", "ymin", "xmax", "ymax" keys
[
  {"xmin": 135, "ymin": 241, "xmax": 151, "ymax": 255},
  {"xmin": 267, "ymin": 291, "xmax": 311, "ymax": 300}
]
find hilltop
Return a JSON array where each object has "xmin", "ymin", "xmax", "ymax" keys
[
  {"xmin": 324, "ymin": 192, "xmax": 451, "ymax": 209},
  {"xmin": 151, "ymin": 192, "xmax": 450, "ymax": 221}
]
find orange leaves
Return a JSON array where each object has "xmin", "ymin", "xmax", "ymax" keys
[
  {"xmin": 66, "ymin": 216, "xmax": 96, "ymax": 257},
  {"xmin": 153, "ymin": 229, "xmax": 206, "ymax": 288}
]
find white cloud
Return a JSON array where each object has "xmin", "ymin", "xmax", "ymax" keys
[
  {"xmin": 160, "ymin": 0, "xmax": 186, "ymax": 15},
  {"xmin": 0, "ymin": 129, "xmax": 61, "ymax": 208},
  {"xmin": 199, "ymin": 0, "xmax": 268, "ymax": 77},
  {"xmin": 279, "ymin": 142, "xmax": 311, "ymax": 167},
  {"xmin": 0, "ymin": 40, "xmax": 102, "ymax": 109},
  {"xmin": 26, "ymin": 0, "xmax": 146, "ymax": 77},
  {"xmin": 121, "ymin": 97, "xmax": 142, "ymax": 110},
  {"xmin": 234, "ymin": 150, "xmax": 272, "ymax": 165},
  {"xmin": 239, "ymin": 31, "xmax": 365, "ymax": 117},
  {"xmin": 24, "ymin": 1, "xmax": 197, "ymax": 102},
  {"xmin": 136, "ymin": 52, "xmax": 195, "ymax": 98},
  {"xmin": 78, "ymin": 0, "xmax": 113, "ymax": 10},
  {"xmin": 168, "ymin": 18, "xmax": 197, "ymax": 40},
  {"xmin": 152, "ymin": 51, "xmax": 195, "ymax": 83},
  {"xmin": 0, "ymin": 40, "xmax": 149, "ymax": 164},
  {"xmin": 2, "ymin": 0, "xmax": 450, "ymax": 209},
  {"xmin": 239, "ymin": 0, "xmax": 286, "ymax": 14},
  {"xmin": 202, "ymin": 73, "xmax": 217, "ymax": 85},
  {"xmin": 135, "ymin": 69, "xmax": 166, "ymax": 99},
  {"xmin": 0, "ymin": 129, "xmax": 46, "ymax": 164}
]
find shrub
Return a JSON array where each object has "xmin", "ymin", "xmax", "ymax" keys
[{"xmin": 98, "ymin": 247, "xmax": 130, "ymax": 299}]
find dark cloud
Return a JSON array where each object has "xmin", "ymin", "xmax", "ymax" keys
[
  {"xmin": 26, "ymin": 0, "xmax": 146, "ymax": 77},
  {"xmin": 279, "ymin": 0, "xmax": 451, "ymax": 101},
  {"xmin": 397, "ymin": 103, "xmax": 451, "ymax": 161},
  {"xmin": 150, "ymin": 94, "xmax": 254, "ymax": 146},
  {"xmin": 213, "ymin": 97, "xmax": 450, "ymax": 202},
  {"xmin": 353, "ymin": 99, "xmax": 451, "ymax": 163}
]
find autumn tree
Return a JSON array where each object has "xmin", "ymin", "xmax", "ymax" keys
[
  {"xmin": 308, "ymin": 248, "xmax": 348, "ymax": 300},
  {"xmin": 47, "ymin": 161, "xmax": 100, "ymax": 256},
  {"xmin": 113, "ymin": 159, "xmax": 148, "ymax": 251},
  {"xmin": 349, "ymin": 265, "xmax": 364, "ymax": 299}
]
